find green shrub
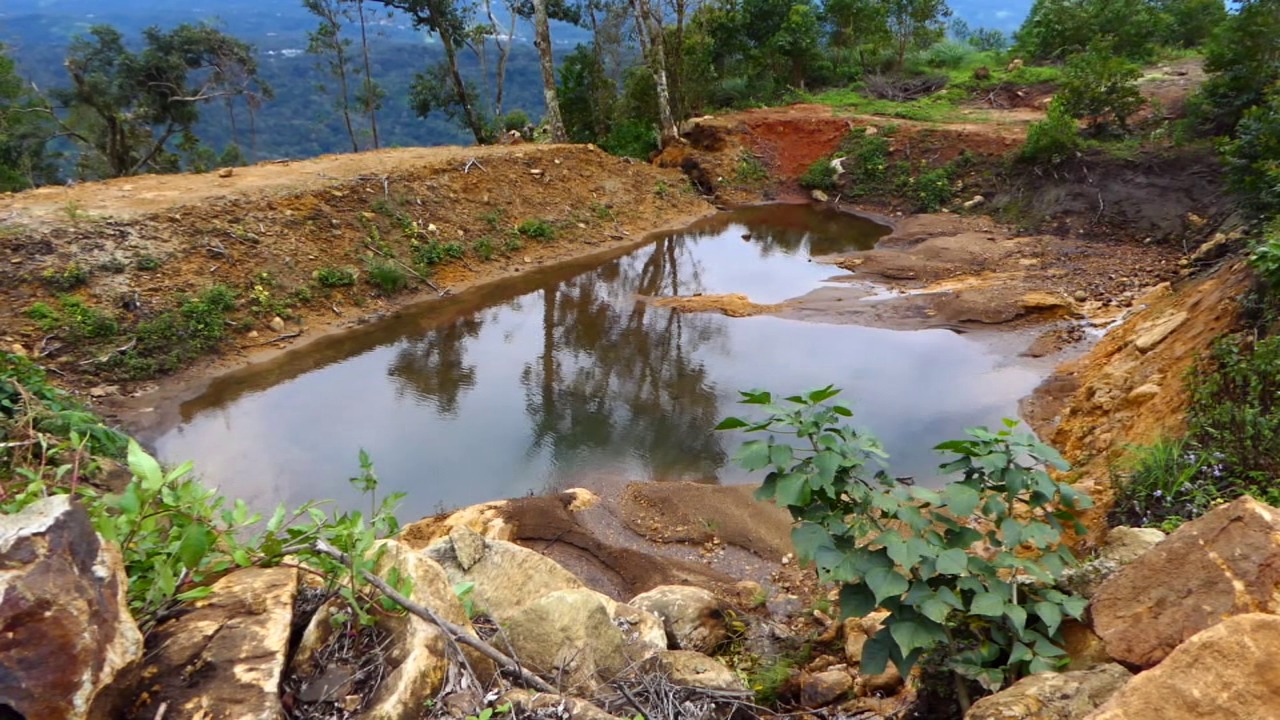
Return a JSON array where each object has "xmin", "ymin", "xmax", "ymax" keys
[
  {"xmin": 41, "ymin": 263, "xmax": 89, "ymax": 291},
  {"xmin": 799, "ymin": 158, "xmax": 837, "ymax": 191},
  {"xmin": 365, "ymin": 259, "xmax": 409, "ymax": 295},
  {"xmin": 1221, "ymin": 88, "xmax": 1280, "ymax": 218},
  {"xmin": 1186, "ymin": 334, "xmax": 1280, "ymax": 493},
  {"xmin": 314, "ymin": 266, "xmax": 359, "ymax": 287},
  {"xmin": 135, "ymin": 255, "xmax": 162, "ymax": 271},
  {"xmin": 902, "ymin": 166, "xmax": 955, "ymax": 212},
  {"xmin": 601, "ymin": 120, "xmax": 659, "ymax": 160},
  {"xmin": 1250, "ymin": 225, "xmax": 1280, "ymax": 289},
  {"xmin": 734, "ymin": 151, "xmax": 770, "ymax": 184},
  {"xmin": 720, "ymin": 388, "xmax": 1090, "ymax": 704},
  {"xmin": 410, "ymin": 240, "xmax": 466, "ymax": 266},
  {"xmin": 1054, "ymin": 47, "xmax": 1143, "ymax": 133},
  {"xmin": 516, "ymin": 219, "xmax": 556, "ymax": 241},
  {"xmin": 26, "ymin": 297, "xmax": 118, "ymax": 339},
  {"xmin": 472, "ymin": 237, "xmax": 496, "ymax": 261},
  {"xmin": 502, "ymin": 237, "xmax": 523, "ymax": 254},
  {"xmin": 1021, "ymin": 102, "xmax": 1082, "ymax": 164},
  {"xmin": 108, "ymin": 286, "xmax": 237, "ymax": 379},
  {"xmin": 499, "ymin": 109, "xmax": 531, "ymax": 133},
  {"xmin": 1, "ymin": 352, "xmax": 129, "ymax": 461}
]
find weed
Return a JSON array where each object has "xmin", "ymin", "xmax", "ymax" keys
[
  {"xmin": 107, "ymin": 285, "xmax": 238, "ymax": 379},
  {"xmin": 26, "ymin": 297, "xmax": 119, "ymax": 340},
  {"xmin": 471, "ymin": 237, "xmax": 496, "ymax": 261},
  {"xmin": 734, "ymin": 151, "xmax": 770, "ymax": 184},
  {"xmin": 365, "ymin": 259, "xmax": 409, "ymax": 295},
  {"xmin": 502, "ymin": 237, "xmax": 524, "ymax": 254},
  {"xmin": 480, "ymin": 208, "xmax": 507, "ymax": 230},
  {"xmin": 799, "ymin": 159, "xmax": 837, "ymax": 191},
  {"xmin": 100, "ymin": 258, "xmax": 128, "ymax": 274},
  {"xmin": 653, "ymin": 180, "xmax": 671, "ymax": 199},
  {"xmin": 1186, "ymin": 334, "xmax": 1280, "ymax": 490},
  {"xmin": 746, "ymin": 658, "xmax": 795, "ymax": 704},
  {"xmin": 1022, "ymin": 102, "xmax": 1082, "ymax": 164},
  {"xmin": 589, "ymin": 202, "xmax": 615, "ymax": 221},
  {"xmin": 135, "ymin": 255, "xmax": 162, "ymax": 271},
  {"xmin": 315, "ymin": 266, "xmax": 359, "ymax": 287},
  {"xmin": 63, "ymin": 200, "xmax": 90, "ymax": 223},
  {"xmin": 290, "ymin": 286, "xmax": 313, "ymax": 305},
  {"xmin": 516, "ymin": 219, "xmax": 556, "ymax": 241},
  {"xmin": 410, "ymin": 240, "xmax": 465, "ymax": 267},
  {"xmin": 1109, "ymin": 437, "xmax": 1219, "ymax": 531},
  {"xmin": 41, "ymin": 263, "xmax": 90, "ymax": 291}
]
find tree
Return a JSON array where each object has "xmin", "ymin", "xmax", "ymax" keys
[
  {"xmin": 303, "ymin": 0, "xmax": 361, "ymax": 152},
  {"xmin": 0, "ymin": 44, "xmax": 58, "ymax": 190},
  {"xmin": 1054, "ymin": 46, "xmax": 1143, "ymax": 133},
  {"xmin": 1015, "ymin": 0, "xmax": 1162, "ymax": 62},
  {"xmin": 352, "ymin": 0, "xmax": 384, "ymax": 148},
  {"xmin": 630, "ymin": 0, "xmax": 680, "ymax": 144},
  {"xmin": 375, "ymin": 0, "xmax": 490, "ymax": 144},
  {"xmin": 886, "ymin": 0, "xmax": 951, "ymax": 71},
  {"xmin": 531, "ymin": 0, "xmax": 568, "ymax": 141},
  {"xmin": 1155, "ymin": 0, "xmax": 1227, "ymax": 48},
  {"xmin": 1193, "ymin": 0, "xmax": 1280, "ymax": 134},
  {"xmin": 770, "ymin": 2, "xmax": 823, "ymax": 89},
  {"xmin": 47, "ymin": 24, "xmax": 270, "ymax": 179},
  {"xmin": 1222, "ymin": 86, "xmax": 1280, "ymax": 218}
]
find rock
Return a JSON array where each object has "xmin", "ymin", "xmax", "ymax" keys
[
  {"xmin": 630, "ymin": 585, "xmax": 728, "ymax": 653},
  {"xmin": 1124, "ymin": 383, "xmax": 1161, "ymax": 404},
  {"xmin": 1085, "ymin": 614, "xmax": 1280, "ymax": 719},
  {"xmin": 9, "ymin": 343, "xmax": 27, "ymax": 357},
  {"xmin": 843, "ymin": 618, "xmax": 870, "ymax": 665},
  {"xmin": 1131, "ymin": 311, "xmax": 1187, "ymax": 353},
  {"xmin": 361, "ymin": 540, "xmax": 487, "ymax": 720},
  {"xmin": 268, "ymin": 316, "xmax": 286, "ymax": 332},
  {"xmin": 643, "ymin": 650, "xmax": 747, "ymax": 692},
  {"xmin": 1098, "ymin": 526, "xmax": 1165, "ymax": 565},
  {"xmin": 1007, "ymin": 58, "xmax": 1024, "ymax": 72},
  {"xmin": 87, "ymin": 385, "xmax": 121, "ymax": 399},
  {"xmin": 135, "ymin": 566, "xmax": 298, "ymax": 720},
  {"xmin": 1072, "ymin": 290, "xmax": 1089, "ymax": 302},
  {"xmin": 425, "ymin": 525, "xmax": 585, "ymax": 621},
  {"xmin": 1091, "ymin": 496, "xmax": 1280, "ymax": 668},
  {"xmin": 401, "ymin": 498, "xmax": 518, "ymax": 547},
  {"xmin": 500, "ymin": 588, "xmax": 666, "ymax": 693},
  {"xmin": 858, "ymin": 663, "xmax": 903, "ymax": 696},
  {"xmin": 962, "ymin": 195, "xmax": 986, "ymax": 210},
  {"xmin": 802, "ymin": 669, "xmax": 854, "ymax": 708},
  {"xmin": 966, "ymin": 664, "xmax": 1132, "ymax": 720},
  {"xmin": 1061, "ymin": 620, "xmax": 1113, "ymax": 671},
  {"xmin": 502, "ymin": 689, "xmax": 622, "ymax": 720},
  {"xmin": 811, "ymin": 189, "xmax": 830, "ymax": 203},
  {"xmin": 217, "ymin": 167, "xmax": 234, "ymax": 178},
  {"xmin": 830, "ymin": 156, "xmax": 847, "ymax": 179},
  {"xmin": 1018, "ymin": 292, "xmax": 1074, "ymax": 311},
  {"xmin": 247, "ymin": 330, "xmax": 260, "ymax": 339},
  {"xmin": 0, "ymin": 496, "xmax": 143, "ymax": 720}
]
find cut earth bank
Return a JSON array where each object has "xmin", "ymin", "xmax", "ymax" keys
[{"xmin": 0, "ymin": 84, "xmax": 1265, "ymax": 718}]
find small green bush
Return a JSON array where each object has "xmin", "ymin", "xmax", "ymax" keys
[
  {"xmin": 1021, "ymin": 102, "xmax": 1082, "ymax": 164},
  {"xmin": 500, "ymin": 109, "xmax": 531, "ymax": 133},
  {"xmin": 516, "ymin": 219, "xmax": 556, "ymax": 241},
  {"xmin": 799, "ymin": 158, "xmax": 837, "ymax": 191},
  {"xmin": 902, "ymin": 166, "xmax": 955, "ymax": 212},
  {"xmin": 26, "ymin": 297, "xmax": 119, "ymax": 340},
  {"xmin": 135, "ymin": 255, "xmax": 162, "ymax": 271},
  {"xmin": 1054, "ymin": 47, "xmax": 1143, "ymax": 133},
  {"xmin": 1109, "ymin": 437, "xmax": 1220, "ymax": 532},
  {"xmin": 108, "ymin": 285, "xmax": 237, "ymax": 379},
  {"xmin": 472, "ymin": 237, "xmax": 496, "ymax": 261},
  {"xmin": 601, "ymin": 120, "xmax": 659, "ymax": 160},
  {"xmin": 1186, "ymin": 335, "xmax": 1280, "ymax": 492},
  {"xmin": 1222, "ymin": 87, "xmax": 1280, "ymax": 218},
  {"xmin": 41, "ymin": 263, "xmax": 89, "ymax": 291},
  {"xmin": 734, "ymin": 152, "xmax": 770, "ymax": 184},
  {"xmin": 410, "ymin": 240, "xmax": 466, "ymax": 266},
  {"xmin": 502, "ymin": 237, "xmax": 523, "ymax": 254},
  {"xmin": 365, "ymin": 259, "xmax": 409, "ymax": 295},
  {"xmin": 314, "ymin": 266, "xmax": 359, "ymax": 287}
]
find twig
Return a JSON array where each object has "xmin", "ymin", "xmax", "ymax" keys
[
  {"xmin": 246, "ymin": 331, "xmax": 302, "ymax": 347},
  {"xmin": 362, "ymin": 242, "xmax": 446, "ymax": 296},
  {"xmin": 0, "ymin": 439, "xmax": 38, "ymax": 449},
  {"xmin": 153, "ymin": 701, "xmax": 168, "ymax": 720},
  {"xmin": 309, "ymin": 540, "xmax": 557, "ymax": 694},
  {"xmin": 463, "ymin": 157, "xmax": 487, "ymax": 174}
]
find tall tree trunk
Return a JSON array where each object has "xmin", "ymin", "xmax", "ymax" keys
[
  {"xmin": 586, "ymin": 2, "xmax": 610, "ymax": 141},
  {"xmin": 630, "ymin": 0, "xmax": 678, "ymax": 144},
  {"xmin": 355, "ymin": 0, "xmax": 381, "ymax": 148},
  {"xmin": 439, "ymin": 31, "xmax": 489, "ymax": 144},
  {"xmin": 531, "ymin": 0, "xmax": 567, "ymax": 142},
  {"xmin": 336, "ymin": 45, "xmax": 360, "ymax": 152},
  {"xmin": 486, "ymin": 0, "xmax": 516, "ymax": 117}
]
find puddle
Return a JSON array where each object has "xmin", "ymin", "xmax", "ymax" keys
[{"xmin": 153, "ymin": 203, "xmax": 1044, "ymax": 518}]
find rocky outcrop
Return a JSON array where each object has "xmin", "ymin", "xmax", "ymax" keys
[
  {"xmin": 801, "ymin": 669, "xmax": 854, "ymax": 708},
  {"xmin": 426, "ymin": 525, "xmax": 586, "ymax": 621},
  {"xmin": 1084, "ymin": 614, "xmax": 1280, "ymax": 719},
  {"xmin": 501, "ymin": 689, "xmax": 623, "ymax": 720},
  {"xmin": 1060, "ymin": 526, "xmax": 1165, "ymax": 599},
  {"xmin": 0, "ymin": 496, "xmax": 143, "ymax": 720},
  {"xmin": 965, "ymin": 664, "xmax": 1132, "ymax": 720},
  {"xmin": 1090, "ymin": 496, "xmax": 1280, "ymax": 668},
  {"xmin": 133, "ymin": 566, "xmax": 298, "ymax": 720},
  {"xmin": 630, "ymin": 585, "xmax": 729, "ymax": 653},
  {"xmin": 642, "ymin": 650, "xmax": 747, "ymax": 692},
  {"xmin": 500, "ymin": 588, "xmax": 666, "ymax": 693}
]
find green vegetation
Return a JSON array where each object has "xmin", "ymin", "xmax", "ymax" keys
[
  {"xmin": 26, "ymin": 297, "xmax": 119, "ymax": 340},
  {"xmin": 1021, "ymin": 104, "xmax": 1082, "ymax": 164},
  {"xmin": 108, "ymin": 285, "xmax": 239, "ymax": 379},
  {"xmin": 801, "ymin": 126, "xmax": 959, "ymax": 211},
  {"xmin": 364, "ymin": 258, "xmax": 410, "ymax": 295},
  {"xmin": 134, "ymin": 255, "xmax": 162, "ymax": 272},
  {"xmin": 1053, "ymin": 48, "xmax": 1143, "ymax": 133},
  {"xmin": 720, "ymin": 388, "xmax": 1090, "ymax": 709},
  {"xmin": 41, "ymin": 264, "xmax": 90, "ymax": 291},
  {"xmin": 314, "ymin": 266, "xmax": 359, "ymax": 287},
  {"xmin": 410, "ymin": 239, "xmax": 466, "ymax": 266},
  {"xmin": 516, "ymin": 219, "xmax": 556, "ymax": 241}
]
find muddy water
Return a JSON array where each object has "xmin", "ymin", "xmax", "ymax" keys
[{"xmin": 154, "ymin": 204, "xmax": 1043, "ymax": 518}]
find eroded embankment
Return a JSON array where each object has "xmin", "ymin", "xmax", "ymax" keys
[{"xmin": 0, "ymin": 144, "xmax": 713, "ymax": 404}]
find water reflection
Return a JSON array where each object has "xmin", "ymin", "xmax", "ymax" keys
[{"xmin": 154, "ymin": 204, "xmax": 1042, "ymax": 519}]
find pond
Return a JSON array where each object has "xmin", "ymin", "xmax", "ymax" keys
[{"xmin": 153, "ymin": 203, "xmax": 1044, "ymax": 519}]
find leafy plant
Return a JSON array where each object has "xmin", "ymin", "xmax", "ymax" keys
[
  {"xmin": 1054, "ymin": 47, "xmax": 1143, "ymax": 133},
  {"xmin": 106, "ymin": 285, "xmax": 238, "ymax": 379},
  {"xmin": 1108, "ymin": 437, "xmax": 1219, "ymax": 532},
  {"xmin": 135, "ymin": 255, "xmax": 162, "ymax": 271},
  {"xmin": 365, "ymin": 259, "xmax": 409, "ymax": 295},
  {"xmin": 516, "ymin": 219, "xmax": 556, "ymax": 241},
  {"xmin": 1222, "ymin": 88, "xmax": 1280, "ymax": 218},
  {"xmin": 471, "ymin": 237, "xmax": 496, "ymax": 261},
  {"xmin": 315, "ymin": 266, "xmax": 359, "ymax": 287},
  {"xmin": 1021, "ymin": 102, "xmax": 1082, "ymax": 164},
  {"xmin": 719, "ymin": 388, "xmax": 1091, "ymax": 709},
  {"xmin": 41, "ymin": 263, "xmax": 90, "ymax": 291},
  {"xmin": 411, "ymin": 239, "xmax": 466, "ymax": 266},
  {"xmin": 799, "ymin": 158, "xmax": 837, "ymax": 192},
  {"xmin": 1186, "ymin": 334, "xmax": 1280, "ymax": 492},
  {"xmin": 734, "ymin": 151, "xmax": 769, "ymax": 184}
]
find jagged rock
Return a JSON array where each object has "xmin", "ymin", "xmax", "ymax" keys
[
  {"xmin": 643, "ymin": 650, "xmax": 747, "ymax": 692},
  {"xmin": 857, "ymin": 663, "xmax": 903, "ymax": 696},
  {"xmin": 1061, "ymin": 620, "xmax": 1112, "ymax": 671},
  {"xmin": 426, "ymin": 525, "xmax": 585, "ymax": 621},
  {"xmin": 0, "ymin": 496, "xmax": 143, "ymax": 720},
  {"xmin": 965, "ymin": 664, "xmax": 1132, "ymax": 720},
  {"xmin": 1098, "ymin": 526, "xmax": 1165, "ymax": 565},
  {"xmin": 630, "ymin": 585, "xmax": 728, "ymax": 653},
  {"xmin": 1091, "ymin": 496, "xmax": 1280, "ymax": 668},
  {"xmin": 500, "ymin": 588, "xmax": 666, "ymax": 693},
  {"xmin": 361, "ymin": 540, "xmax": 491, "ymax": 720},
  {"xmin": 1085, "ymin": 614, "xmax": 1280, "ymax": 719},
  {"xmin": 1124, "ymin": 383, "xmax": 1161, "ymax": 404},
  {"xmin": 801, "ymin": 669, "xmax": 854, "ymax": 708},
  {"xmin": 1131, "ymin": 311, "xmax": 1187, "ymax": 352},
  {"xmin": 844, "ymin": 618, "xmax": 869, "ymax": 665},
  {"xmin": 135, "ymin": 566, "xmax": 298, "ymax": 720},
  {"xmin": 502, "ymin": 689, "xmax": 624, "ymax": 720},
  {"xmin": 811, "ymin": 189, "xmax": 830, "ymax": 203}
]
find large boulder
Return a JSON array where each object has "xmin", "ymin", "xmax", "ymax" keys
[
  {"xmin": 1084, "ymin": 614, "xmax": 1280, "ymax": 719},
  {"xmin": 499, "ymin": 588, "xmax": 666, "ymax": 693},
  {"xmin": 1090, "ymin": 496, "xmax": 1280, "ymax": 668},
  {"xmin": 630, "ymin": 585, "xmax": 729, "ymax": 653},
  {"xmin": 425, "ymin": 525, "xmax": 585, "ymax": 621},
  {"xmin": 0, "ymin": 496, "xmax": 143, "ymax": 720},
  {"xmin": 964, "ymin": 664, "xmax": 1132, "ymax": 720},
  {"xmin": 133, "ymin": 566, "xmax": 298, "ymax": 720}
]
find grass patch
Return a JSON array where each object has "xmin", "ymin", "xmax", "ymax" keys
[
  {"xmin": 410, "ymin": 239, "xmax": 465, "ymax": 267},
  {"xmin": 106, "ymin": 286, "xmax": 238, "ymax": 379},
  {"xmin": 365, "ymin": 259, "xmax": 409, "ymax": 295},
  {"xmin": 41, "ymin": 263, "xmax": 90, "ymax": 291},
  {"xmin": 314, "ymin": 266, "xmax": 358, "ymax": 288},
  {"xmin": 516, "ymin": 219, "xmax": 556, "ymax": 241}
]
